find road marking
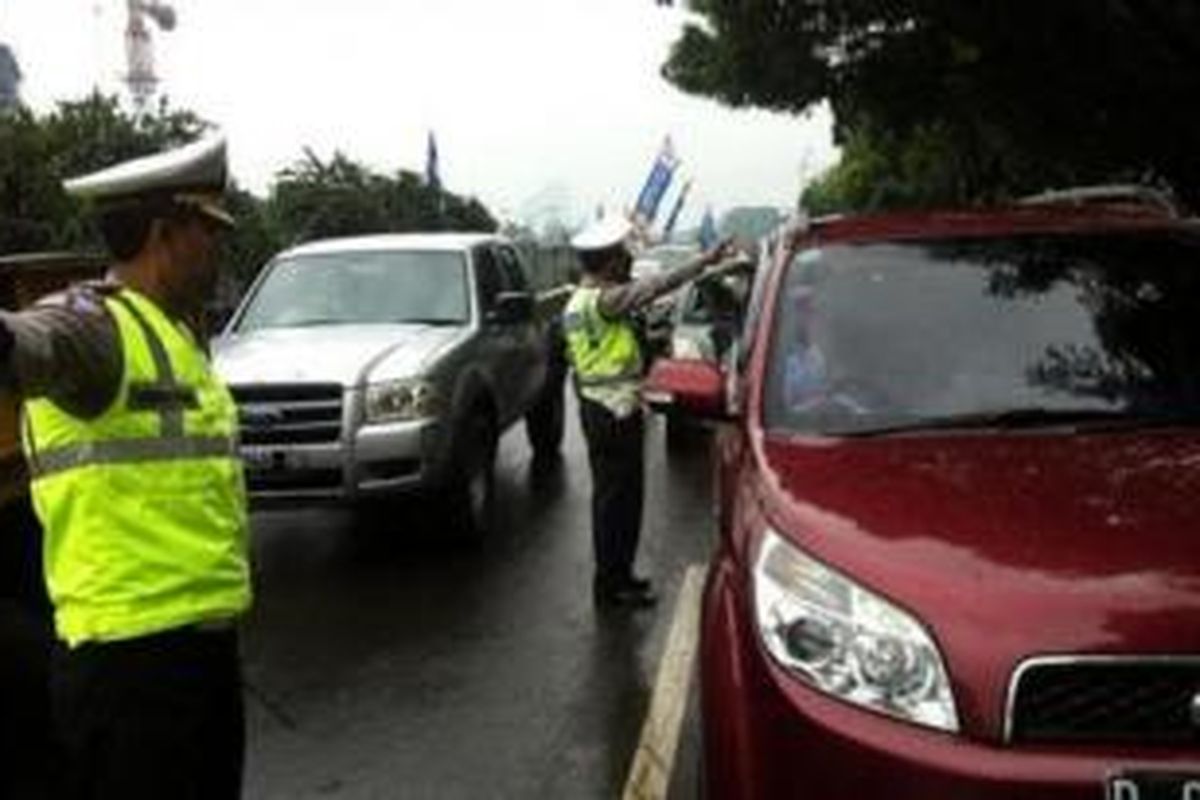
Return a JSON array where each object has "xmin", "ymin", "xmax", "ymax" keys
[{"xmin": 622, "ymin": 563, "xmax": 707, "ymax": 800}]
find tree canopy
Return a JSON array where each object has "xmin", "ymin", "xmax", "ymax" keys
[
  {"xmin": 0, "ymin": 94, "xmax": 205, "ymax": 253},
  {"xmin": 0, "ymin": 94, "xmax": 498, "ymax": 289},
  {"xmin": 666, "ymin": 1, "xmax": 1200, "ymax": 210},
  {"xmin": 271, "ymin": 149, "xmax": 495, "ymax": 244}
]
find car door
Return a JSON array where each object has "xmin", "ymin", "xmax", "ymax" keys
[
  {"xmin": 473, "ymin": 245, "xmax": 524, "ymax": 425},
  {"xmin": 495, "ymin": 244, "xmax": 545, "ymax": 413}
]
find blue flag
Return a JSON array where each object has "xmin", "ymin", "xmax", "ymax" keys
[
  {"xmin": 425, "ymin": 131, "xmax": 440, "ymax": 191},
  {"xmin": 633, "ymin": 137, "xmax": 679, "ymax": 227},
  {"xmin": 0, "ymin": 44, "xmax": 20, "ymax": 109},
  {"xmin": 662, "ymin": 180, "xmax": 692, "ymax": 241},
  {"xmin": 699, "ymin": 206, "xmax": 718, "ymax": 250}
]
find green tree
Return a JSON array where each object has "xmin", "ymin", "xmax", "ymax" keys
[
  {"xmin": 269, "ymin": 149, "xmax": 496, "ymax": 246},
  {"xmin": 0, "ymin": 106, "xmax": 59, "ymax": 250},
  {"xmin": 0, "ymin": 93, "xmax": 207, "ymax": 253},
  {"xmin": 218, "ymin": 183, "xmax": 281, "ymax": 288},
  {"xmin": 666, "ymin": 1, "xmax": 1200, "ymax": 210},
  {"xmin": 0, "ymin": 94, "xmax": 501, "ymax": 296}
]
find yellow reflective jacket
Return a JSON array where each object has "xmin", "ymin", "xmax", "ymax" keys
[
  {"xmin": 22, "ymin": 287, "xmax": 251, "ymax": 647},
  {"xmin": 563, "ymin": 287, "xmax": 643, "ymax": 417}
]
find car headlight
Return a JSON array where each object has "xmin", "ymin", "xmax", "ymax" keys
[
  {"xmin": 753, "ymin": 529, "xmax": 959, "ymax": 732},
  {"xmin": 364, "ymin": 379, "xmax": 440, "ymax": 424}
]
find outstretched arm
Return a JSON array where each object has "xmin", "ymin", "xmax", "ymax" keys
[
  {"xmin": 0, "ymin": 290, "xmax": 122, "ymax": 419},
  {"xmin": 598, "ymin": 239, "xmax": 736, "ymax": 318}
]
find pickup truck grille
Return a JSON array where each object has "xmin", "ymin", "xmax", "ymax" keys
[
  {"xmin": 1008, "ymin": 658, "xmax": 1200, "ymax": 745},
  {"xmin": 230, "ymin": 383, "xmax": 344, "ymax": 445}
]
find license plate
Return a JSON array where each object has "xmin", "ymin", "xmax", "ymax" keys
[
  {"xmin": 1107, "ymin": 773, "xmax": 1200, "ymax": 800},
  {"xmin": 241, "ymin": 447, "xmax": 279, "ymax": 472}
]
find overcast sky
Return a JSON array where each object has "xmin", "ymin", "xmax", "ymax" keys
[{"xmin": 1, "ymin": 0, "xmax": 837, "ymax": 229}]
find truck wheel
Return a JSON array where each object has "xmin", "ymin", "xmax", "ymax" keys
[
  {"xmin": 446, "ymin": 411, "xmax": 497, "ymax": 539},
  {"xmin": 525, "ymin": 378, "xmax": 564, "ymax": 459}
]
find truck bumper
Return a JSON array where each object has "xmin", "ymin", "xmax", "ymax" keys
[{"xmin": 242, "ymin": 418, "xmax": 449, "ymax": 505}]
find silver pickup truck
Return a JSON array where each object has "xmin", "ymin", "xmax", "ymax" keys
[{"xmin": 212, "ymin": 233, "xmax": 566, "ymax": 535}]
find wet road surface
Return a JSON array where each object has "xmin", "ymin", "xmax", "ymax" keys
[{"xmin": 242, "ymin": 403, "xmax": 716, "ymax": 799}]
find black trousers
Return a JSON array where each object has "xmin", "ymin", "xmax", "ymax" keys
[
  {"xmin": 579, "ymin": 397, "xmax": 645, "ymax": 587},
  {"xmin": 0, "ymin": 496, "xmax": 58, "ymax": 800},
  {"xmin": 52, "ymin": 626, "xmax": 245, "ymax": 800}
]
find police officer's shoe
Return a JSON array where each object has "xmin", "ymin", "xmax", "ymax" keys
[
  {"xmin": 593, "ymin": 578, "xmax": 658, "ymax": 609},
  {"xmin": 626, "ymin": 575, "xmax": 653, "ymax": 593}
]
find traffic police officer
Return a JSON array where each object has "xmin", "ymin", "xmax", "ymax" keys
[
  {"xmin": 0, "ymin": 134, "xmax": 251, "ymax": 799},
  {"xmin": 565, "ymin": 215, "xmax": 729, "ymax": 608}
]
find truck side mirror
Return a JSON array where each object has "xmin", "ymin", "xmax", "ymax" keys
[{"xmin": 488, "ymin": 291, "xmax": 535, "ymax": 324}]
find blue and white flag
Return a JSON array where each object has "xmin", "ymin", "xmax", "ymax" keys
[
  {"xmin": 425, "ymin": 130, "xmax": 441, "ymax": 191},
  {"xmin": 662, "ymin": 180, "xmax": 692, "ymax": 241},
  {"xmin": 633, "ymin": 136, "xmax": 679, "ymax": 227},
  {"xmin": 0, "ymin": 44, "xmax": 21, "ymax": 109},
  {"xmin": 698, "ymin": 206, "xmax": 718, "ymax": 250}
]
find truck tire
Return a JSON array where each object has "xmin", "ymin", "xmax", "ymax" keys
[
  {"xmin": 525, "ymin": 377, "xmax": 564, "ymax": 459},
  {"xmin": 445, "ymin": 410, "xmax": 497, "ymax": 540}
]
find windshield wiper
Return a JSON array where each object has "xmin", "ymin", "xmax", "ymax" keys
[
  {"xmin": 836, "ymin": 407, "xmax": 1140, "ymax": 438},
  {"xmin": 397, "ymin": 317, "xmax": 462, "ymax": 326},
  {"xmin": 277, "ymin": 318, "xmax": 345, "ymax": 328}
]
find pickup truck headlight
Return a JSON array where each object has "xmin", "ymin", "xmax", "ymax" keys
[
  {"xmin": 753, "ymin": 529, "xmax": 959, "ymax": 733},
  {"xmin": 364, "ymin": 379, "xmax": 440, "ymax": 424}
]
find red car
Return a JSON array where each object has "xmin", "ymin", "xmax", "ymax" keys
[{"xmin": 648, "ymin": 200, "xmax": 1200, "ymax": 799}]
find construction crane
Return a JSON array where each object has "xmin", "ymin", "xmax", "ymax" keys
[{"xmin": 124, "ymin": 0, "xmax": 175, "ymax": 112}]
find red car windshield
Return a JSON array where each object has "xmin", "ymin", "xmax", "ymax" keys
[{"xmin": 763, "ymin": 231, "xmax": 1200, "ymax": 435}]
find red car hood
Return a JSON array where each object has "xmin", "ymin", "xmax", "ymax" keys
[{"xmin": 758, "ymin": 431, "xmax": 1200, "ymax": 666}]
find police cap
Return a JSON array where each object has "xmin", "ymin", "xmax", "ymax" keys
[
  {"xmin": 571, "ymin": 214, "xmax": 635, "ymax": 254},
  {"xmin": 63, "ymin": 133, "xmax": 235, "ymax": 228}
]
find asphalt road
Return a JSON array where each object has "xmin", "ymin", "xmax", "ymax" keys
[{"xmin": 242, "ymin": 402, "xmax": 717, "ymax": 800}]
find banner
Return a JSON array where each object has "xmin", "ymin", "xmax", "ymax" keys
[
  {"xmin": 425, "ymin": 131, "xmax": 440, "ymax": 192},
  {"xmin": 661, "ymin": 180, "xmax": 692, "ymax": 241},
  {"xmin": 633, "ymin": 136, "xmax": 679, "ymax": 227},
  {"xmin": 698, "ymin": 206, "xmax": 718, "ymax": 250}
]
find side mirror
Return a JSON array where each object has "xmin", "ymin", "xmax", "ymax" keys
[
  {"xmin": 643, "ymin": 358, "xmax": 732, "ymax": 420},
  {"xmin": 488, "ymin": 291, "xmax": 535, "ymax": 324}
]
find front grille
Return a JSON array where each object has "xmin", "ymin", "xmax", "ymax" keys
[
  {"xmin": 1008, "ymin": 658, "xmax": 1200, "ymax": 745},
  {"xmin": 231, "ymin": 383, "xmax": 343, "ymax": 445},
  {"xmin": 246, "ymin": 468, "xmax": 342, "ymax": 493}
]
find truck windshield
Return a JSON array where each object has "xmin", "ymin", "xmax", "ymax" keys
[
  {"xmin": 235, "ymin": 250, "xmax": 469, "ymax": 331},
  {"xmin": 763, "ymin": 232, "xmax": 1200, "ymax": 436}
]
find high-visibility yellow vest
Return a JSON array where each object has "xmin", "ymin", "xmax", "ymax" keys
[
  {"xmin": 563, "ymin": 287, "xmax": 643, "ymax": 416},
  {"xmin": 22, "ymin": 287, "xmax": 251, "ymax": 647}
]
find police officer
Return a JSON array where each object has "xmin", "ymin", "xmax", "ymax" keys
[
  {"xmin": 565, "ymin": 216, "xmax": 730, "ymax": 608},
  {"xmin": 0, "ymin": 135, "xmax": 251, "ymax": 799}
]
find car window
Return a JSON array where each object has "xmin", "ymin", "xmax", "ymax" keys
[
  {"xmin": 235, "ymin": 250, "xmax": 469, "ymax": 330},
  {"xmin": 762, "ymin": 232, "xmax": 1200, "ymax": 435},
  {"xmin": 473, "ymin": 247, "xmax": 505, "ymax": 311},
  {"xmin": 496, "ymin": 246, "xmax": 530, "ymax": 292}
]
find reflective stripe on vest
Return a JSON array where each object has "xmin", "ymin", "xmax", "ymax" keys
[
  {"xmin": 27, "ymin": 435, "xmax": 237, "ymax": 479},
  {"xmin": 22, "ymin": 287, "xmax": 251, "ymax": 647}
]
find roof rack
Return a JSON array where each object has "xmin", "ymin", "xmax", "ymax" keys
[{"xmin": 1017, "ymin": 184, "xmax": 1181, "ymax": 218}]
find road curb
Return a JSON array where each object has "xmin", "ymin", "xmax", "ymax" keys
[{"xmin": 622, "ymin": 563, "xmax": 707, "ymax": 800}]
